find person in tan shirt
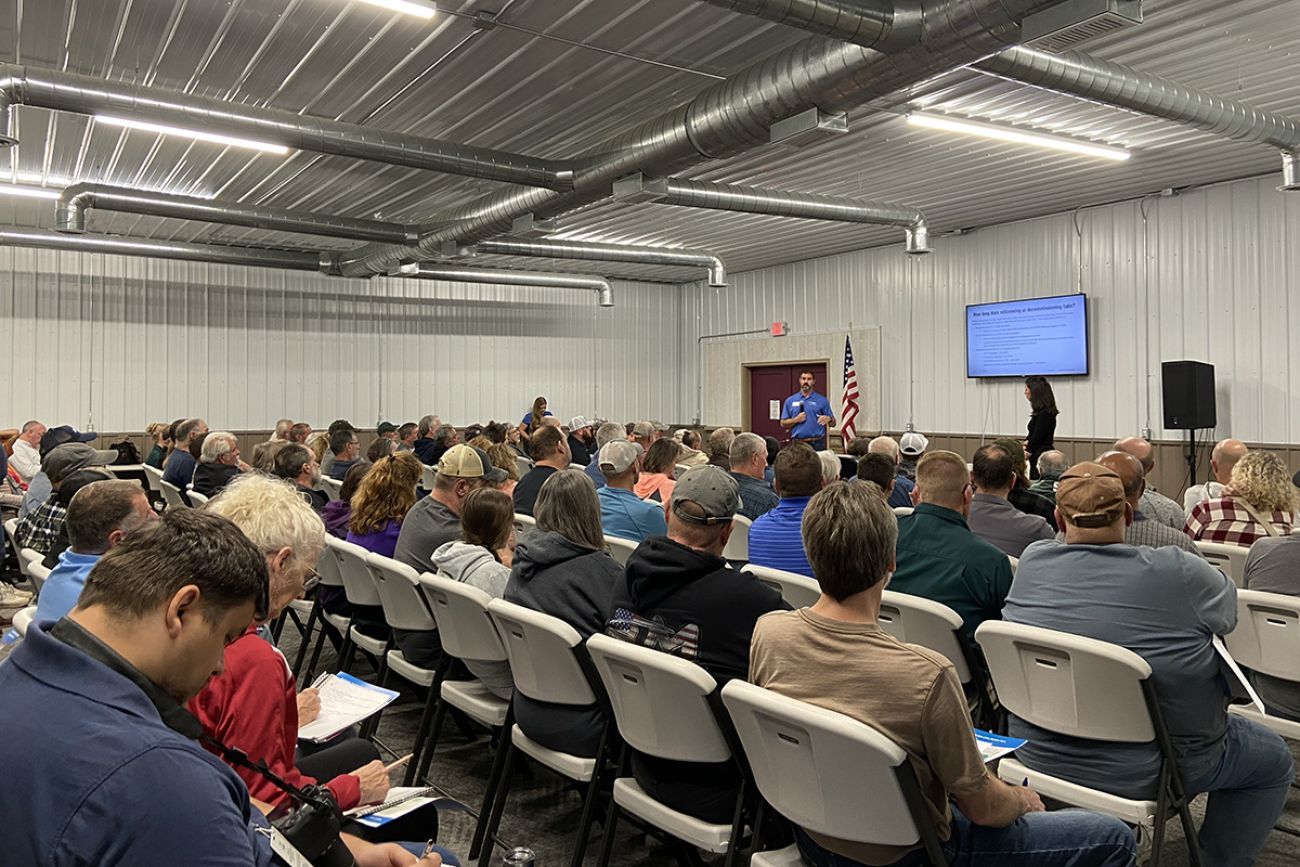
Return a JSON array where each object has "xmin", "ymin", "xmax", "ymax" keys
[{"xmin": 749, "ymin": 481, "xmax": 1136, "ymax": 867}]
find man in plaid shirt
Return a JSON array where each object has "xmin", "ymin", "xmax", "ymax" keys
[{"xmin": 13, "ymin": 443, "xmax": 108, "ymax": 554}]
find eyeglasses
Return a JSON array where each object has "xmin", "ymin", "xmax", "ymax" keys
[{"xmin": 302, "ymin": 568, "xmax": 322, "ymax": 593}]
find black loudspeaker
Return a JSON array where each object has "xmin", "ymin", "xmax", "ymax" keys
[{"xmin": 1162, "ymin": 361, "xmax": 1216, "ymax": 430}]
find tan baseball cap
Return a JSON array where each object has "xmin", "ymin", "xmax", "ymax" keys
[
  {"xmin": 1055, "ymin": 462, "xmax": 1126, "ymax": 528},
  {"xmin": 598, "ymin": 441, "xmax": 640, "ymax": 475},
  {"xmin": 436, "ymin": 444, "xmax": 507, "ymax": 483}
]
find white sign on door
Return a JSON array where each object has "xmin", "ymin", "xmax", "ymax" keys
[{"xmin": 769, "ymin": 399, "xmax": 781, "ymax": 420}]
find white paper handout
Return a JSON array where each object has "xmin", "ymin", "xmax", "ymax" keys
[
  {"xmin": 973, "ymin": 729, "xmax": 1027, "ymax": 764},
  {"xmin": 1212, "ymin": 635, "xmax": 1267, "ymax": 716},
  {"xmin": 297, "ymin": 672, "xmax": 400, "ymax": 742}
]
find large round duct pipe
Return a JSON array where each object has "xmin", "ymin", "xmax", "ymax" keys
[
  {"xmin": 696, "ymin": 0, "xmax": 922, "ymax": 51},
  {"xmin": 56, "ymin": 183, "xmax": 417, "ymax": 244},
  {"xmin": 0, "ymin": 227, "xmax": 331, "ymax": 272},
  {"xmin": 475, "ymin": 238, "xmax": 728, "ymax": 286},
  {"xmin": 1283, "ymin": 151, "xmax": 1300, "ymax": 192},
  {"xmin": 0, "ymin": 64, "xmax": 571, "ymax": 190},
  {"xmin": 405, "ymin": 265, "xmax": 614, "ymax": 307}
]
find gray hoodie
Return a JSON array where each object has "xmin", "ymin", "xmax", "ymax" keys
[{"xmin": 431, "ymin": 540, "xmax": 514, "ymax": 699}]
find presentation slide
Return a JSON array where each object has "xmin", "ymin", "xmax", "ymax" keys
[{"xmin": 966, "ymin": 294, "xmax": 1088, "ymax": 378}]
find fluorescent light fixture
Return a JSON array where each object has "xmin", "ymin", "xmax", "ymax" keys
[
  {"xmin": 907, "ymin": 112, "xmax": 1131, "ymax": 161},
  {"xmin": 97, "ymin": 116, "xmax": 289, "ymax": 155},
  {"xmin": 0, "ymin": 184, "xmax": 60, "ymax": 200},
  {"xmin": 356, "ymin": 0, "xmax": 436, "ymax": 18}
]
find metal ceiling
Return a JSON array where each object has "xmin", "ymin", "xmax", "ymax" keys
[{"xmin": 0, "ymin": 0, "xmax": 1296, "ymax": 284}]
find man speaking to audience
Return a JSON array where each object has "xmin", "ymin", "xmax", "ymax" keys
[{"xmin": 779, "ymin": 370, "xmax": 834, "ymax": 450}]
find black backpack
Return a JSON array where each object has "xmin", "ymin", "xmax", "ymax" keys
[{"xmin": 110, "ymin": 437, "xmax": 143, "ymax": 465}]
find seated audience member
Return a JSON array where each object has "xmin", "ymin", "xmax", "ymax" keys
[
  {"xmin": 191, "ymin": 474, "xmax": 391, "ymax": 815},
  {"xmin": 192, "ymin": 431, "xmax": 249, "ymax": 497},
  {"xmin": 412, "ymin": 414, "xmax": 441, "ymax": 463},
  {"xmin": 306, "ymin": 431, "xmax": 330, "ymax": 463},
  {"xmin": 320, "ymin": 460, "xmax": 371, "ymax": 539},
  {"xmin": 1112, "ymin": 436, "xmax": 1186, "ymax": 529},
  {"xmin": 597, "ymin": 440, "xmax": 668, "ymax": 542},
  {"xmin": 275, "ymin": 442, "xmax": 328, "ymax": 512},
  {"xmin": 0, "ymin": 460, "xmax": 25, "ymax": 523},
  {"xmin": 629, "ymin": 420, "xmax": 654, "ymax": 453},
  {"xmin": 898, "ymin": 430, "xmax": 928, "ymax": 482},
  {"xmin": 763, "ymin": 435, "xmax": 779, "ymax": 485},
  {"xmin": 250, "ymin": 439, "xmax": 285, "ymax": 473},
  {"xmin": 747, "ymin": 442, "xmax": 824, "ymax": 577},
  {"xmin": 634, "ymin": 438, "xmax": 679, "ymax": 512},
  {"xmin": 327, "ymin": 427, "xmax": 362, "ymax": 481},
  {"xmin": 377, "ymin": 421, "xmax": 398, "ymax": 442},
  {"xmin": 1243, "ymin": 529, "xmax": 1300, "ymax": 721},
  {"xmin": 675, "ymin": 428, "xmax": 709, "ymax": 468},
  {"xmin": 855, "ymin": 452, "xmax": 897, "ymax": 500},
  {"xmin": 707, "ymin": 427, "xmax": 735, "ymax": 470},
  {"xmin": 1006, "ymin": 462, "xmax": 1293, "ymax": 867},
  {"xmin": 751, "ymin": 481, "xmax": 1136, "ymax": 867},
  {"xmin": 394, "ymin": 445, "xmax": 505, "ymax": 667},
  {"xmin": 270, "ymin": 418, "xmax": 294, "ymax": 443},
  {"xmin": 567, "ymin": 416, "xmax": 596, "ymax": 467},
  {"xmin": 891, "ymin": 450, "xmax": 1013, "ymax": 644},
  {"xmin": 16, "ymin": 443, "xmax": 109, "ymax": 554},
  {"xmin": 486, "ymin": 442, "xmax": 521, "ymax": 497},
  {"xmin": 504, "ymin": 423, "xmax": 528, "ymax": 458},
  {"xmin": 367, "ymin": 436, "xmax": 396, "ymax": 463},
  {"xmin": 432, "ymin": 488, "xmax": 517, "ymax": 699},
  {"xmin": 426, "ymin": 425, "xmax": 460, "ymax": 467},
  {"xmin": 729, "ymin": 431, "xmax": 779, "ymax": 521},
  {"xmin": 34, "ymin": 480, "xmax": 155, "ymax": 625},
  {"xmin": 319, "ymin": 419, "xmax": 355, "ymax": 478},
  {"xmin": 1076, "ymin": 451, "xmax": 1202, "ymax": 556},
  {"xmin": 1184, "ymin": 438, "xmax": 1249, "ymax": 515},
  {"xmin": 845, "ymin": 435, "xmax": 871, "ymax": 459},
  {"xmin": 162, "ymin": 417, "xmax": 209, "ymax": 490},
  {"xmin": 467, "ymin": 434, "xmax": 494, "ymax": 453},
  {"xmin": 144, "ymin": 422, "xmax": 171, "ymax": 469},
  {"xmin": 21, "ymin": 424, "xmax": 101, "ymax": 516},
  {"xmin": 817, "ymin": 450, "xmax": 841, "ymax": 487},
  {"xmin": 1185, "ymin": 451, "xmax": 1297, "ymax": 546},
  {"xmin": 513, "ymin": 425, "xmax": 571, "ymax": 517},
  {"xmin": 1028, "ymin": 449, "xmax": 1069, "ymax": 502},
  {"xmin": 608, "ymin": 466, "xmax": 789, "ymax": 823},
  {"xmin": 344, "ymin": 452, "xmax": 423, "ymax": 640},
  {"xmin": 585, "ymin": 422, "xmax": 627, "ymax": 491},
  {"xmin": 507, "ymin": 470, "xmax": 622, "ymax": 756},
  {"xmin": 39, "ymin": 468, "xmax": 118, "ymax": 568},
  {"xmin": 967, "ymin": 444, "xmax": 1054, "ymax": 557},
  {"xmin": 993, "ymin": 438, "xmax": 1057, "ymax": 530},
  {"xmin": 396, "ymin": 421, "xmax": 419, "ymax": 452},
  {"xmin": 9, "ymin": 419, "xmax": 45, "ymax": 483},
  {"xmin": 288, "ymin": 421, "xmax": 312, "ymax": 444},
  {"xmin": 867, "ymin": 435, "xmax": 917, "ymax": 509}
]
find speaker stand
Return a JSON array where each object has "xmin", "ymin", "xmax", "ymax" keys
[{"xmin": 1185, "ymin": 428, "xmax": 1198, "ymax": 486}]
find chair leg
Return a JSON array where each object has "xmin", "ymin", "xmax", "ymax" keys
[
  {"xmin": 271, "ymin": 610, "xmax": 288, "ymax": 642},
  {"xmin": 361, "ymin": 658, "xmax": 394, "ymax": 741},
  {"xmin": 721, "ymin": 780, "xmax": 747, "ymax": 867},
  {"xmin": 476, "ymin": 739, "xmax": 518, "ymax": 867},
  {"xmin": 469, "ymin": 719, "xmax": 515, "ymax": 861},
  {"xmin": 569, "ymin": 725, "xmax": 611, "ymax": 867},
  {"xmin": 403, "ymin": 687, "xmax": 440, "ymax": 787},
  {"xmin": 1149, "ymin": 764, "xmax": 1170, "ymax": 867},
  {"xmin": 1176, "ymin": 800, "xmax": 1203, "ymax": 867},
  {"xmin": 337, "ymin": 632, "xmax": 356, "ymax": 675},
  {"xmin": 595, "ymin": 746, "xmax": 628, "ymax": 867},
  {"xmin": 291, "ymin": 604, "xmax": 320, "ymax": 680},
  {"xmin": 301, "ymin": 619, "xmax": 330, "ymax": 687},
  {"xmin": 415, "ymin": 696, "xmax": 451, "ymax": 785}
]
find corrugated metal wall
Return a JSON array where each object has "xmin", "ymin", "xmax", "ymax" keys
[
  {"xmin": 684, "ymin": 174, "xmax": 1300, "ymax": 444},
  {"xmin": 0, "ymin": 244, "xmax": 688, "ymax": 431}
]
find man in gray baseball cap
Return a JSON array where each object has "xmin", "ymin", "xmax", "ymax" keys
[{"xmin": 16, "ymin": 443, "xmax": 110, "ymax": 554}]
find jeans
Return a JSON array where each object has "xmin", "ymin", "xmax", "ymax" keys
[
  {"xmin": 794, "ymin": 806, "xmax": 1135, "ymax": 867},
  {"xmin": 1178, "ymin": 714, "xmax": 1294, "ymax": 867}
]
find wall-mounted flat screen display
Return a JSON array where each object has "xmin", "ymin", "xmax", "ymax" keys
[{"xmin": 966, "ymin": 293, "xmax": 1089, "ymax": 378}]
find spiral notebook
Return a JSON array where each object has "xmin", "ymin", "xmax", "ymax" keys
[
  {"xmin": 345, "ymin": 787, "xmax": 446, "ymax": 827},
  {"xmin": 297, "ymin": 672, "xmax": 400, "ymax": 743}
]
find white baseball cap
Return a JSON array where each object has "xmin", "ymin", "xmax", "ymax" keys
[{"xmin": 900, "ymin": 432, "xmax": 929, "ymax": 457}]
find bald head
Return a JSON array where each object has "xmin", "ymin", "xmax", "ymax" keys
[
  {"xmin": 1211, "ymin": 439, "xmax": 1248, "ymax": 486},
  {"xmin": 1113, "ymin": 437, "xmax": 1155, "ymax": 475},
  {"xmin": 868, "ymin": 436, "xmax": 900, "ymax": 464},
  {"xmin": 1097, "ymin": 451, "xmax": 1145, "ymax": 505}
]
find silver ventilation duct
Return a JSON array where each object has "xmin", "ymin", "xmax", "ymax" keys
[
  {"xmin": 340, "ymin": 0, "xmax": 1061, "ymax": 275},
  {"xmin": 402, "ymin": 265, "xmax": 614, "ymax": 307},
  {"xmin": 0, "ymin": 227, "xmax": 332, "ymax": 273},
  {"xmin": 56, "ymin": 183, "xmax": 417, "ymax": 244},
  {"xmin": 696, "ymin": 1, "xmax": 921, "ymax": 51},
  {"xmin": 616, "ymin": 174, "xmax": 930, "ymax": 254},
  {"xmin": 474, "ymin": 238, "xmax": 728, "ymax": 286},
  {"xmin": 0, "ymin": 64, "xmax": 571, "ymax": 190}
]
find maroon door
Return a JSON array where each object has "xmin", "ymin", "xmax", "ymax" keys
[{"xmin": 748, "ymin": 363, "xmax": 828, "ymax": 441}]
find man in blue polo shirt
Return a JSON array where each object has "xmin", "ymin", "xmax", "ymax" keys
[
  {"xmin": 747, "ymin": 442, "xmax": 825, "ymax": 577},
  {"xmin": 598, "ymin": 440, "xmax": 667, "ymax": 542},
  {"xmin": 779, "ymin": 370, "xmax": 835, "ymax": 450}
]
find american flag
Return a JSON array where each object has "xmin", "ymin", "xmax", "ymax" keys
[{"xmin": 841, "ymin": 335, "xmax": 859, "ymax": 441}]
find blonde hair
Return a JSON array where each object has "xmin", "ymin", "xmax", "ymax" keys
[
  {"xmin": 350, "ymin": 451, "xmax": 421, "ymax": 535},
  {"xmin": 205, "ymin": 473, "xmax": 326, "ymax": 568},
  {"xmin": 467, "ymin": 435, "xmax": 494, "ymax": 452},
  {"xmin": 306, "ymin": 431, "xmax": 330, "ymax": 462},
  {"xmin": 1228, "ymin": 451, "xmax": 1300, "ymax": 515},
  {"xmin": 915, "ymin": 450, "xmax": 969, "ymax": 507},
  {"xmin": 486, "ymin": 443, "xmax": 520, "ymax": 481}
]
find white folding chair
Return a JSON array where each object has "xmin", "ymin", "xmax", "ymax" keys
[
  {"xmin": 604, "ymin": 534, "xmax": 639, "ymax": 566},
  {"xmin": 516, "ymin": 455, "xmax": 533, "ymax": 478},
  {"xmin": 1196, "ymin": 541, "xmax": 1249, "ymax": 587},
  {"xmin": 722, "ymin": 680, "xmax": 946, "ymax": 866},
  {"xmin": 19, "ymin": 548, "xmax": 44, "ymax": 584},
  {"xmin": 12, "ymin": 605, "xmax": 35, "ymax": 637},
  {"xmin": 482, "ymin": 599, "xmax": 613, "ymax": 867},
  {"xmin": 675, "ymin": 463, "xmax": 692, "ymax": 477},
  {"xmin": 744, "ymin": 564, "xmax": 820, "ymax": 609},
  {"xmin": 187, "ymin": 489, "xmax": 210, "ymax": 506},
  {"xmin": 723, "ymin": 514, "xmax": 752, "ymax": 561},
  {"xmin": 295, "ymin": 541, "xmax": 351, "ymax": 684},
  {"xmin": 159, "ymin": 480, "xmax": 186, "ymax": 509},
  {"xmin": 1007, "ymin": 555, "xmax": 1018, "ymax": 575},
  {"xmin": 364, "ymin": 553, "xmax": 444, "ymax": 742},
  {"xmin": 893, "ymin": 506, "xmax": 914, "ymax": 517},
  {"xmin": 319, "ymin": 477, "xmax": 343, "ymax": 502},
  {"xmin": 1224, "ymin": 589, "xmax": 1300, "ymax": 740},
  {"xmin": 586, "ymin": 632, "xmax": 748, "ymax": 867},
  {"xmin": 513, "ymin": 512, "xmax": 537, "ymax": 534},
  {"xmin": 140, "ymin": 464, "xmax": 164, "ymax": 494},
  {"xmin": 975, "ymin": 621, "xmax": 1202, "ymax": 867},
  {"xmin": 326, "ymin": 537, "xmax": 389, "ymax": 676},
  {"xmin": 28, "ymin": 560, "xmax": 51, "ymax": 594},
  {"xmin": 3, "ymin": 517, "xmax": 18, "ymax": 568}
]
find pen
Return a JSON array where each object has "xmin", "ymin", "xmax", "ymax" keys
[
  {"xmin": 385, "ymin": 754, "xmax": 413, "ymax": 773},
  {"xmin": 421, "ymin": 840, "xmax": 436, "ymax": 859}
]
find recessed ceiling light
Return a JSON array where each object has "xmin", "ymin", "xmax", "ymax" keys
[
  {"xmin": 356, "ymin": 0, "xmax": 436, "ymax": 19},
  {"xmin": 97, "ymin": 116, "xmax": 289, "ymax": 155},
  {"xmin": 0, "ymin": 184, "xmax": 60, "ymax": 200},
  {"xmin": 907, "ymin": 112, "xmax": 1131, "ymax": 162}
]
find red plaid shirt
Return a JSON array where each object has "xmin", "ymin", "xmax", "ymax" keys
[{"xmin": 1183, "ymin": 496, "xmax": 1292, "ymax": 547}]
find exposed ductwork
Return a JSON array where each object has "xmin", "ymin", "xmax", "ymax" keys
[
  {"xmin": 339, "ymin": 0, "xmax": 1062, "ymax": 275},
  {"xmin": 0, "ymin": 64, "xmax": 572, "ymax": 190},
  {"xmin": 614, "ymin": 173, "xmax": 930, "ymax": 254},
  {"xmin": 55, "ymin": 183, "xmax": 418, "ymax": 244},
  {"xmin": 695, "ymin": 1, "xmax": 922, "ymax": 51},
  {"xmin": 400, "ymin": 265, "xmax": 614, "ymax": 307},
  {"xmin": 473, "ymin": 238, "xmax": 728, "ymax": 286},
  {"xmin": 0, "ymin": 227, "xmax": 333, "ymax": 273}
]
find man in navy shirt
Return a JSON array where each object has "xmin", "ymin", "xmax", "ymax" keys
[
  {"xmin": 162, "ymin": 417, "xmax": 209, "ymax": 489},
  {"xmin": 779, "ymin": 370, "xmax": 835, "ymax": 450}
]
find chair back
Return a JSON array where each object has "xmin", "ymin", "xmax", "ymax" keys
[
  {"xmin": 675, "ymin": 463, "xmax": 692, "ymax": 477},
  {"xmin": 325, "ymin": 536, "xmax": 382, "ymax": 607},
  {"xmin": 743, "ymin": 564, "xmax": 820, "ymax": 609},
  {"xmin": 140, "ymin": 464, "xmax": 164, "ymax": 493},
  {"xmin": 320, "ymin": 477, "xmax": 343, "ymax": 502},
  {"xmin": 722, "ymin": 514, "xmax": 752, "ymax": 561},
  {"xmin": 893, "ymin": 506, "xmax": 914, "ymax": 517},
  {"xmin": 419, "ymin": 573, "xmax": 508, "ymax": 663},
  {"xmin": 975, "ymin": 621, "xmax": 1154, "ymax": 743},
  {"xmin": 605, "ymin": 535, "xmax": 639, "ymax": 566},
  {"xmin": 1007, "ymin": 555, "xmax": 1018, "ymax": 575},
  {"xmin": 315, "ymin": 541, "xmax": 346, "ymax": 588},
  {"xmin": 12, "ymin": 605, "xmax": 35, "ymax": 637},
  {"xmin": 722, "ymin": 680, "xmax": 929, "ymax": 848},
  {"xmin": 1226, "ymin": 589, "xmax": 1300, "ymax": 682},
  {"xmin": 187, "ymin": 490, "xmax": 210, "ymax": 506},
  {"xmin": 420, "ymin": 464, "xmax": 438, "ymax": 491},
  {"xmin": 586, "ymin": 632, "xmax": 731, "ymax": 763},
  {"xmin": 159, "ymin": 480, "xmax": 186, "ymax": 508},
  {"xmin": 3, "ymin": 517, "xmax": 19, "ymax": 553},
  {"xmin": 837, "ymin": 454, "xmax": 857, "ymax": 479},
  {"xmin": 28, "ymin": 560, "xmax": 51, "ymax": 592},
  {"xmin": 18, "ymin": 547, "xmax": 43, "ymax": 579},
  {"xmin": 364, "ymin": 553, "xmax": 436, "ymax": 632},
  {"xmin": 516, "ymin": 455, "xmax": 533, "ymax": 478},
  {"xmin": 1196, "ymin": 541, "xmax": 1249, "ymax": 586},
  {"xmin": 878, "ymin": 591, "xmax": 972, "ymax": 683},
  {"xmin": 487, "ymin": 599, "xmax": 596, "ymax": 706},
  {"xmin": 513, "ymin": 513, "xmax": 537, "ymax": 533}
]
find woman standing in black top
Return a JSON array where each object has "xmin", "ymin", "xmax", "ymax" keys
[{"xmin": 1024, "ymin": 376, "xmax": 1058, "ymax": 479}]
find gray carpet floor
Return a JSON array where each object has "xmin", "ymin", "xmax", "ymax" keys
[{"xmin": 279, "ymin": 624, "xmax": 1300, "ymax": 867}]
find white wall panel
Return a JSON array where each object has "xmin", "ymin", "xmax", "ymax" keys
[{"xmin": 686, "ymin": 174, "xmax": 1300, "ymax": 444}]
